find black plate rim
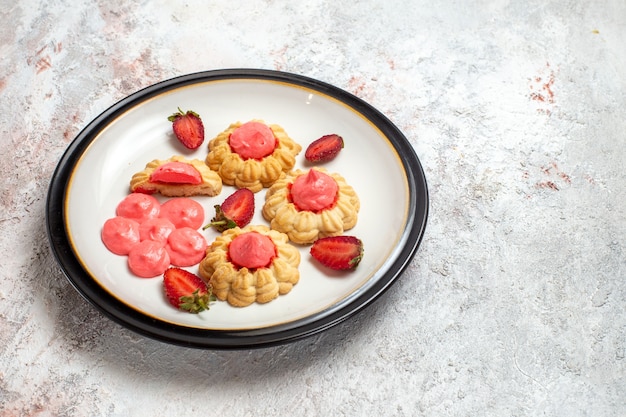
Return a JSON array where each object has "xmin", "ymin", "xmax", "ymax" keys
[{"xmin": 45, "ymin": 68, "xmax": 429, "ymax": 349}]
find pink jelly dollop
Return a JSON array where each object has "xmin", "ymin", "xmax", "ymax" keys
[
  {"xmin": 229, "ymin": 121, "xmax": 276, "ymax": 160},
  {"xmin": 139, "ymin": 217, "xmax": 176, "ymax": 243},
  {"xmin": 290, "ymin": 169, "xmax": 338, "ymax": 212},
  {"xmin": 116, "ymin": 193, "xmax": 160, "ymax": 223},
  {"xmin": 159, "ymin": 198, "xmax": 204, "ymax": 229},
  {"xmin": 101, "ymin": 217, "xmax": 141, "ymax": 255},
  {"xmin": 166, "ymin": 227, "xmax": 207, "ymax": 267},
  {"xmin": 127, "ymin": 240, "xmax": 170, "ymax": 278},
  {"xmin": 103, "ymin": 192, "xmax": 210, "ymax": 277},
  {"xmin": 149, "ymin": 161, "xmax": 202, "ymax": 185},
  {"xmin": 228, "ymin": 232, "xmax": 276, "ymax": 269}
]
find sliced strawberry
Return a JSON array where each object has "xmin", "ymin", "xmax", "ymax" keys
[
  {"xmin": 310, "ymin": 235, "xmax": 363, "ymax": 271},
  {"xmin": 305, "ymin": 134, "xmax": 344, "ymax": 163},
  {"xmin": 149, "ymin": 161, "xmax": 202, "ymax": 184},
  {"xmin": 203, "ymin": 188, "xmax": 255, "ymax": 232},
  {"xmin": 168, "ymin": 108, "xmax": 205, "ymax": 149},
  {"xmin": 163, "ymin": 267, "xmax": 214, "ymax": 313}
]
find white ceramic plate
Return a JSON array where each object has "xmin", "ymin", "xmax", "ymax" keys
[{"xmin": 47, "ymin": 69, "xmax": 428, "ymax": 349}]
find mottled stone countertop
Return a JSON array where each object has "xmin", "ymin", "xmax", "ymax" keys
[{"xmin": 1, "ymin": 1, "xmax": 625, "ymax": 416}]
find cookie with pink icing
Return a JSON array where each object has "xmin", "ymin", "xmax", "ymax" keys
[
  {"xmin": 199, "ymin": 225, "xmax": 300, "ymax": 307},
  {"xmin": 262, "ymin": 167, "xmax": 360, "ymax": 244},
  {"xmin": 206, "ymin": 120, "xmax": 301, "ymax": 193},
  {"xmin": 130, "ymin": 155, "xmax": 222, "ymax": 197}
]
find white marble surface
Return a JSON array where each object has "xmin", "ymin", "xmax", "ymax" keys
[{"xmin": 1, "ymin": 0, "xmax": 625, "ymax": 415}]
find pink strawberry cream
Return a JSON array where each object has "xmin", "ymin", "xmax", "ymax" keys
[
  {"xmin": 103, "ymin": 193, "xmax": 211, "ymax": 278},
  {"xmin": 229, "ymin": 121, "xmax": 277, "ymax": 160},
  {"xmin": 127, "ymin": 240, "xmax": 170, "ymax": 278},
  {"xmin": 166, "ymin": 227, "xmax": 207, "ymax": 267},
  {"xmin": 116, "ymin": 193, "xmax": 160, "ymax": 223},
  {"xmin": 149, "ymin": 161, "xmax": 202, "ymax": 184},
  {"xmin": 139, "ymin": 218, "xmax": 176, "ymax": 243},
  {"xmin": 228, "ymin": 232, "xmax": 276, "ymax": 269},
  {"xmin": 115, "ymin": 193, "xmax": 161, "ymax": 223},
  {"xmin": 290, "ymin": 169, "xmax": 338, "ymax": 212},
  {"xmin": 101, "ymin": 217, "xmax": 140, "ymax": 255},
  {"xmin": 159, "ymin": 197, "xmax": 204, "ymax": 229}
]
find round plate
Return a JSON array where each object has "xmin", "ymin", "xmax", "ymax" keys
[{"xmin": 46, "ymin": 69, "xmax": 428, "ymax": 349}]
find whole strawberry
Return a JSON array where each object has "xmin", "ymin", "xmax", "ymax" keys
[
  {"xmin": 203, "ymin": 188, "xmax": 255, "ymax": 232},
  {"xmin": 305, "ymin": 134, "xmax": 344, "ymax": 163},
  {"xmin": 168, "ymin": 108, "xmax": 205, "ymax": 149},
  {"xmin": 163, "ymin": 267, "xmax": 214, "ymax": 313},
  {"xmin": 310, "ymin": 235, "xmax": 363, "ymax": 271}
]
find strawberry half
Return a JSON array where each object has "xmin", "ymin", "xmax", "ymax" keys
[
  {"xmin": 203, "ymin": 188, "xmax": 255, "ymax": 232},
  {"xmin": 310, "ymin": 235, "xmax": 364, "ymax": 271},
  {"xmin": 163, "ymin": 267, "xmax": 214, "ymax": 313},
  {"xmin": 305, "ymin": 134, "xmax": 344, "ymax": 163},
  {"xmin": 168, "ymin": 108, "xmax": 205, "ymax": 149}
]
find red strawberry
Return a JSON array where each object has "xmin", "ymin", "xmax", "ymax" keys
[
  {"xmin": 168, "ymin": 108, "xmax": 205, "ymax": 149},
  {"xmin": 203, "ymin": 188, "xmax": 255, "ymax": 232},
  {"xmin": 163, "ymin": 267, "xmax": 214, "ymax": 313},
  {"xmin": 310, "ymin": 235, "xmax": 364, "ymax": 271},
  {"xmin": 305, "ymin": 134, "xmax": 344, "ymax": 163}
]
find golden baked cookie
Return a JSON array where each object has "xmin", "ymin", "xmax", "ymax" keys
[
  {"xmin": 130, "ymin": 155, "xmax": 222, "ymax": 197},
  {"xmin": 262, "ymin": 167, "xmax": 360, "ymax": 245},
  {"xmin": 206, "ymin": 120, "xmax": 302, "ymax": 193},
  {"xmin": 198, "ymin": 225, "xmax": 300, "ymax": 307}
]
